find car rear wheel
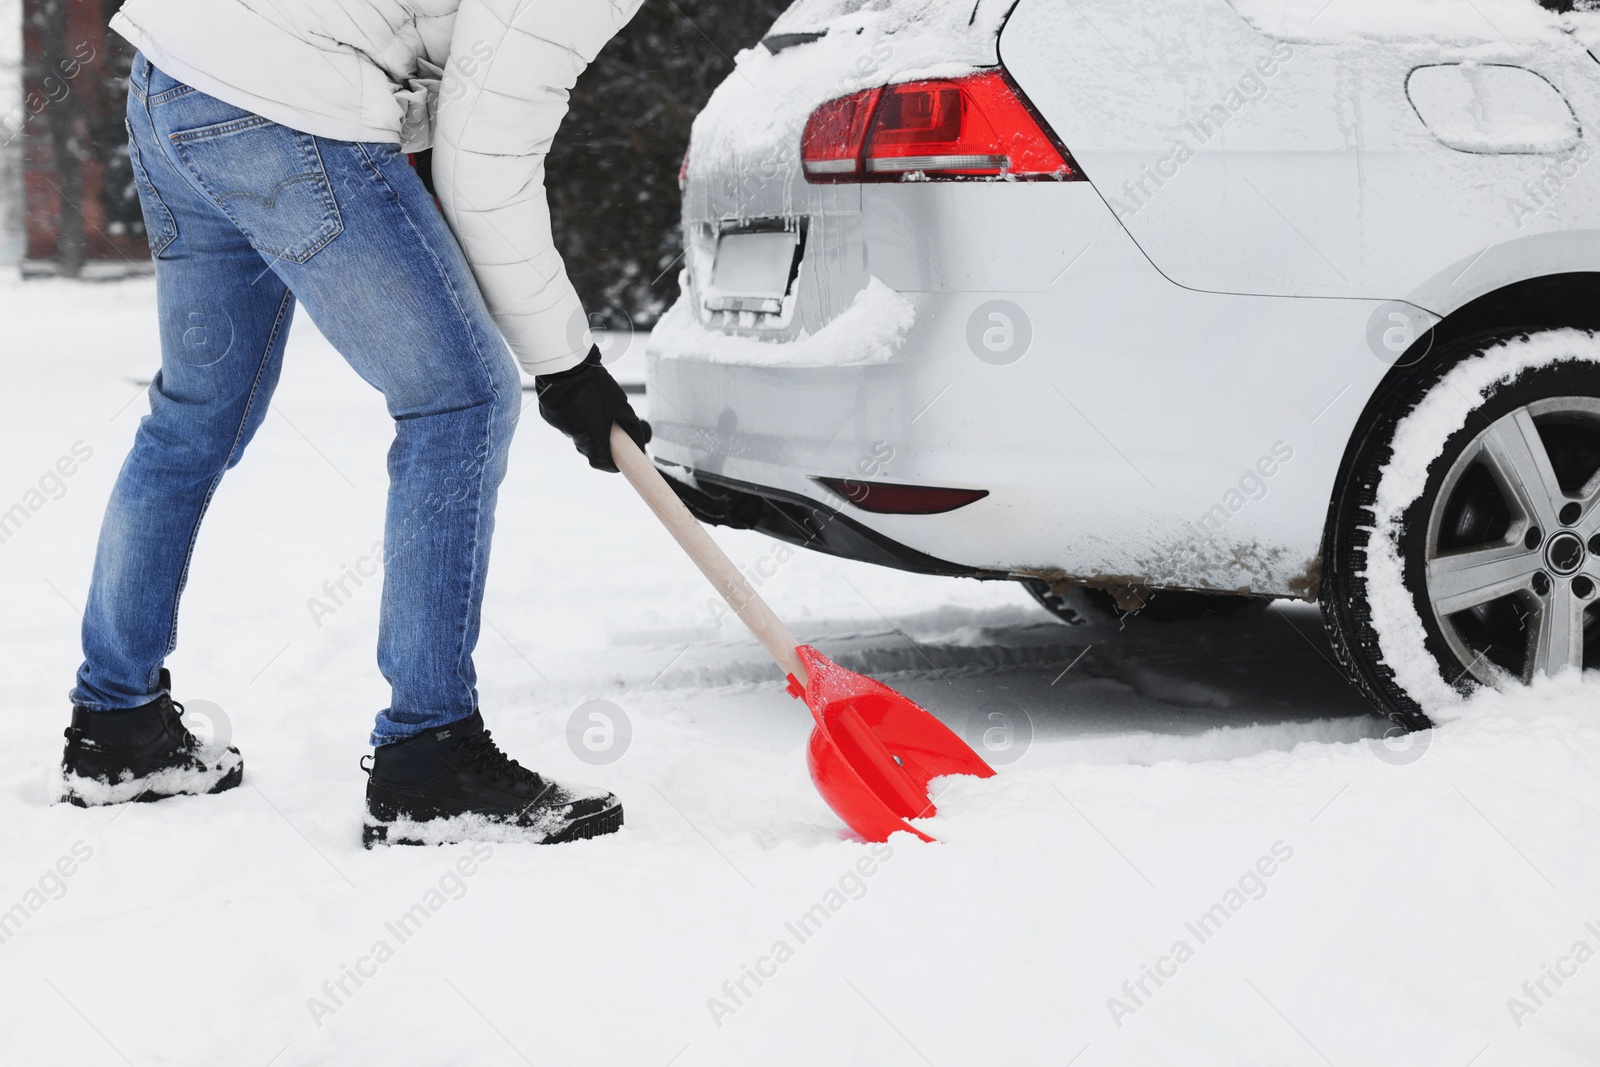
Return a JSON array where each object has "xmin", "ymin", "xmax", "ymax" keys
[{"xmin": 1322, "ymin": 330, "xmax": 1600, "ymax": 728}]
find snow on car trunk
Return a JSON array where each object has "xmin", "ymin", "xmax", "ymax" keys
[
  {"xmin": 1226, "ymin": 0, "xmax": 1577, "ymax": 45},
  {"xmin": 671, "ymin": 0, "xmax": 1010, "ymax": 356}
]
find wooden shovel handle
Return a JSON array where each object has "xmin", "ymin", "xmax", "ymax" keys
[{"xmin": 610, "ymin": 424, "xmax": 809, "ymax": 688}]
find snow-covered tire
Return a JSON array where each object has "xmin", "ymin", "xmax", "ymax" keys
[{"xmin": 1321, "ymin": 329, "xmax": 1600, "ymax": 729}]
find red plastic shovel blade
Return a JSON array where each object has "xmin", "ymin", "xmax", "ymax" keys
[{"xmin": 793, "ymin": 645, "xmax": 995, "ymax": 843}]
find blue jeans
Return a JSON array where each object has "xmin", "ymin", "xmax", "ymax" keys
[{"xmin": 72, "ymin": 56, "xmax": 521, "ymax": 744}]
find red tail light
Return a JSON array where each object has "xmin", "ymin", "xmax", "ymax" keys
[
  {"xmin": 816, "ymin": 478, "xmax": 990, "ymax": 515},
  {"xmin": 801, "ymin": 71, "xmax": 1079, "ymax": 183},
  {"xmin": 800, "ymin": 87, "xmax": 884, "ymax": 179}
]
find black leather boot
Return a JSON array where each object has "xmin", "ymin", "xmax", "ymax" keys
[
  {"xmin": 61, "ymin": 670, "xmax": 243, "ymax": 807},
  {"xmin": 363, "ymin": 711, "xmax": 622, "ymax": 847}
]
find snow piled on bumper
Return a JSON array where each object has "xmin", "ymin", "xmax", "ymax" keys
[{"xmin": 650, "ymin": 277, "xmax": 914, "ymax": 367}]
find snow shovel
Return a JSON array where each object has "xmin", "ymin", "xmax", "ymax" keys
[{"xmin": 610, "ymin": 425, "xmax": 996, "ymax": 843}]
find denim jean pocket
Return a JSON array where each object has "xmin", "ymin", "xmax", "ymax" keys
[
  {"xmin": 125, "ymin": 119, "xmax": 178, "ymax": 258},
  {"xmin": 169, "ymin": 115, "xmax": 344, "ymax": 264}
]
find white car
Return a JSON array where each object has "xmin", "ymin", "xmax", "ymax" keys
[{"xmin": 644, "ymin": 0, "xmax": 1600, "ymax": 726}]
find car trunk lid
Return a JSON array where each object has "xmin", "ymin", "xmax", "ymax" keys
[{"xmin": 677, "ymin": 0, "xmax": 1015, "ymax": 343}]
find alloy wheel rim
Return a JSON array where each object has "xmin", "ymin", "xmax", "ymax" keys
[{"xmin": 1423, "ymin": 397, "xmax": 1600, "ymax": 685}]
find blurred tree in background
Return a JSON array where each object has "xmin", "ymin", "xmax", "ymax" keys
[
  {"xmin": 19, "ymin": 0, "xmax": 142, "ymax": 275},
  {"xmin": 549, "ymin": 0, "xmax": 788, "ymax": 328}
]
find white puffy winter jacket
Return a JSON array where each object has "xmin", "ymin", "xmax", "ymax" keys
[{"xmin": 111, "ymin": 0, "xmax": 646, "ymax": 374}]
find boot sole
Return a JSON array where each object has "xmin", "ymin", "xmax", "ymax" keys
[
  {"xmin": 363, "ymin": 802, "xmax": 624, "ymax": 849},
  {"xmin": 61, "ymin": 759, "xmax": 244, "ymax": 809}
]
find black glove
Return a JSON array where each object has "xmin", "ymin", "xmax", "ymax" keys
[{"xmin": 534, "ymin": 347, "xmax": 651, "ymax": 473}]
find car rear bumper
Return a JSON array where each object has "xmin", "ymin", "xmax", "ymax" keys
[
  {"xmin": 650, "ymin": 181, "xmax": 1396, "ymax": 600},
  {"xmin": 675, "ymin": 469, "xmax": 1008, "ymax": 580}
]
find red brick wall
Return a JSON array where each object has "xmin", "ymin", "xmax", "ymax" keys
[{"xmin": 21, "ymin": 0, "xmax": 146, "ymax": 273}]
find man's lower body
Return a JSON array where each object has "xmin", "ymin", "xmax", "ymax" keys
[{"xmin": 60, "ymin": 55, "xmax": 621, "ymax": 845}]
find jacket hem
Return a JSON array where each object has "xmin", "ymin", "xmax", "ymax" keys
[
  {"xmin": 112, "ymin": 13, "xmax": 402, "ymax": 146},
  {"xmin": 516, "ymin": 351, "xmax": 588, "ymax": 376}
]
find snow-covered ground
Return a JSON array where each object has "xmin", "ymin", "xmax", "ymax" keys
[{"xmin": 2, "ymin": 275, "xmax": 1597, "ymax": 1065}]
